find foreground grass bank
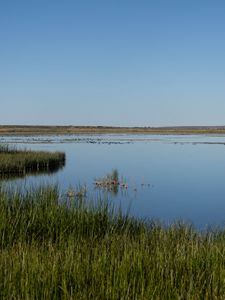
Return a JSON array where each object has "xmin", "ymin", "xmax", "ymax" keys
[
  {"xmin": 0, "ymin": 186, "xmax": 225, "ymax": 299},
  {"xmin": 0, "ymin": 145, "xmax": 65, "ymax": 177}
]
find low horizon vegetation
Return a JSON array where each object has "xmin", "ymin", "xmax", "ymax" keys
[
  {"xmin": 0, "ymin": 183, "xmax": 225, "ymax": 298},
  {"xmin": 1, "ymin": 125, "xmax": 225, "ymax": 135}
]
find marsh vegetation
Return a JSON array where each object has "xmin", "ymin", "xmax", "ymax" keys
[
  {"xmin": 0, "ymin": 184, "xmax": 225, "ymax": 299},
  {"xmin": 0, "ymin": 144, "xmax": 65, "ymax": 178},
  {"xmin": 1, "ymin": 125, "xmax": 225, "ymax": 135},
  {"xmin": 94, "ymin": 169, "xmax": 129, "ymax": 195},
  {"xmin": 1, "ymin": 139, "xmax": 225, "ymax": 298}
]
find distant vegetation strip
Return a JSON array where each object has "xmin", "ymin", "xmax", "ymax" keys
[
  {"xmin": 0, "ymin": 144, "xmax": 65, "ymax": 176},
  {"xmin": 1, "ymin": 125, "xmax": 225, "ymax": 135},
  {"xmin": 0, "ymin": 184, "xmax": 225, "ymax": 298}
]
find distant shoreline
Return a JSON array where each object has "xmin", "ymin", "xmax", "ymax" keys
[{"xmin": 1, "ymin": 125, "xmax": 225, "ymax": 135}]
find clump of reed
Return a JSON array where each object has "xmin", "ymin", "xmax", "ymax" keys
[
  {"xmin": 0, "ymin": 184, "xmax": 225, "ymax": 298},
  {"xmin": 0, "ymin": 144, "xmax": 65, "ymax": 177},
  {"xmin": 94, "ymin": 169, "xmax": 128, "ymax": 195}
]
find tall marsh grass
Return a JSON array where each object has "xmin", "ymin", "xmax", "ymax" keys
[
  {"xmin": 0, "ymin": 144, "xmax": 65, "ymax": 177},
  {"xmin": 0, "ymin": 185, "xmax": 225, "ymax": 298}
]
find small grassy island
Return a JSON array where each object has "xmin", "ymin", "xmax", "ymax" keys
[
  {"xmin": 0, "ymin": 185, "xmax": 224, "ymax": 298},
  {"xmin": 0, "ymin": 145, "xmax": 65, "ymax": 178}
]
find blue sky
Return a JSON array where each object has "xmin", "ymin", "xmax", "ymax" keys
[{"xmin": 1, "ymin": 0, "xmax": 225, "ymax": 126}]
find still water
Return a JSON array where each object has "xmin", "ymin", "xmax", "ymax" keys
[{"xmin": 1, "ymin": 134, "xmax": 225, "ymax": 229}]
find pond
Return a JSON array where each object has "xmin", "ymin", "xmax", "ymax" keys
[{"xmin": 1, "ymin": 134, "xmax": 225, "ymax": 229}]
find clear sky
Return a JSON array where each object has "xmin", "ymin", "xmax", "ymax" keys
[{"xmin": 1, "ymin": 0, "xmax": 225, "ymax": 126}]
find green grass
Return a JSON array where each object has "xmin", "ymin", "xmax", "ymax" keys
[
  {"xmin": 0, "ymin": 145, "xmax": 65, "ymax": 177},
  {"xmin": 0, "ymin": 185, "xmax": 225, "ymax": 299}
]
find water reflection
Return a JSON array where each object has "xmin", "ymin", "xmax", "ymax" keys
[
  {"xmin": 2, "ymin": 134, "xmax": 225, "ymax": 229},
  {"xmin": 0, "ymin": 159, "xmax": 66, "ymax": 181}
]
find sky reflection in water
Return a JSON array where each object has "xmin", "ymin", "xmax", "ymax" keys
[{"xmin": 1, "ymin": 134, "xmax": 225, "ymax": 229}]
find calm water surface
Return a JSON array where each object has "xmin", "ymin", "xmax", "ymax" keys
[{"xmin": 1, "ymin": 134, "xmax": 225, "ymax": 229}]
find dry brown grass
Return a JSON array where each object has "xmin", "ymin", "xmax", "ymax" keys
[{"xmin": 1, "ymin": 125, "xmax": 225, "ymax": 135}]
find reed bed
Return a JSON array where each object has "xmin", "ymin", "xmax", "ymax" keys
[
  {"xmin": 0, "ymin": 145, "xmax": 65, "ymax": 176},
  {"xmin": 0, "ymin": 185, "xmax": 225, "ymax": 299}
]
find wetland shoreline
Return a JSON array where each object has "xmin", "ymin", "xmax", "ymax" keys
[
  {"xmin": 1, "ymin": 140, "xmax": 225, "ymax": 297},
  {"xmin": 1, "ymin": 125, "xmax": 225, "ymax": 135},
  {"xmin": 0, "ymin": 184, "xmax": 225, "ymax": 298}
]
